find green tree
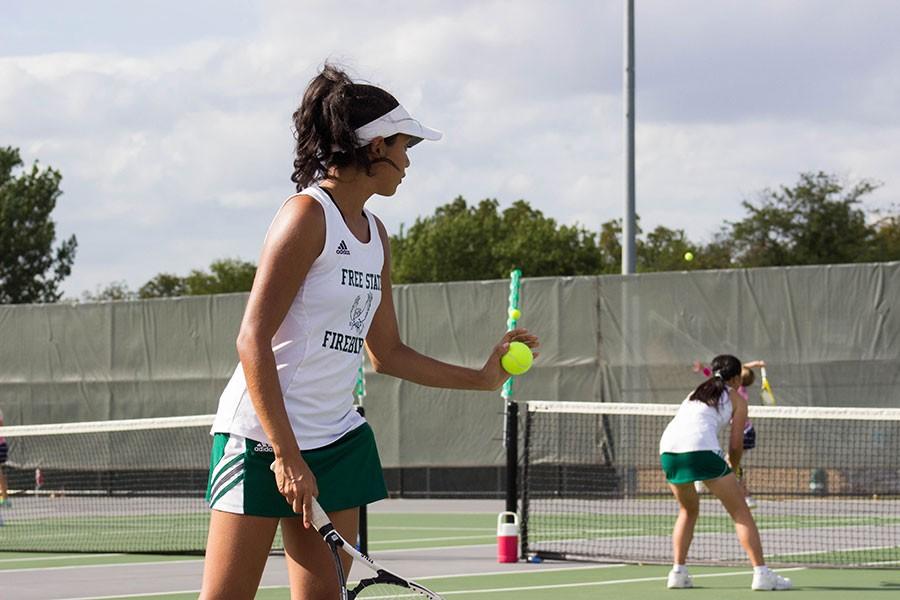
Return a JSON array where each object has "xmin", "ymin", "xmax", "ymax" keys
[
  {"xmin": 592, "ymin": 218, "xmax": 732, "ymax": 273},
  {"xmin": 134, "ymin": 258, "xmax": 256, "ymax": 298},
  {"xmin": 138, "ymin": 273, "xmax": 188, "ymax": 299},
  {"xmin": 390, "ymin": 197, "xmax": 607, "ymax": 283},
  {"xmin": 0, "ymin": 146, "xmax": 77, "ymax": 303},
  {"xmin": 869, "ymin": 210, "xmax": 900, "ymax": 262},
  {"xmin": 640, "ymin": 225, "xmax": 693, "ymax": 272},
  {"xmin": 82, "ymin": 280, "xmax": 136, "ymax": 302},
  {"xmin": 725, "ymin": 172, "xmax": 878, "ymax": 267},
  {"xmin": 183, "ymin": 258, "xmax": 257, "ymax": 295},
  {"xmin": 597, "ymin": 219, "xmax": 625, "ymax": 274}
]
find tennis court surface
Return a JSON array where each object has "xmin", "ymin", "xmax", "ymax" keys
[{"xmin": 3, "ymin": 499, "xmax": 899, "ymax": 599}]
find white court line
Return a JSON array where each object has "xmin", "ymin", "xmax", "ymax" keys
[
  {"xmin": 0, "ymin": 544, "xmax": 501, "ymax": 572},
  {"xmin": 371, "ymin": 534, "xmax": 494, "ymax": 544},
  {"xmin": 52, "ymin": 567, "xmax": 808, "ymax": 600},
  {"xmin": 43, "ymin": 584, "xmax": 286, "ymax": 600},
  {"xmin": 370, "ymin": 526, "xmax": 493, "ymax": 531},
  {"xmin": 0, "ymin": 558, "xmax": 203, "ymax": 574},
  {"xmin": 0, "ymin": 553, "xmax": 125, "ymax": 563},
  {"xmin": 771, "ymin": 544, "xmax": 899, "ymax": 557},
  {"xmin": 435, "ymin": 567, "xmax": 808, "ymax": 596},
  {"xmin": 863, "ymin": 559, "xmax": 900, "ymax": 566},
  {"xmin": 50, "ymin": 565, "xmax": 630, "ymax": 600}
]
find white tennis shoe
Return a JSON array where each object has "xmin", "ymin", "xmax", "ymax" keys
[
  {"xmin": 667, "ymin": 568, "xmax": 693, "ymax": 589},
  {"xmin": 751, "ymin": 569, "xmax": 793, "ymax": 591}
]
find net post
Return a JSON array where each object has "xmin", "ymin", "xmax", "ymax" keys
[{"xmin": 502, "ymin": 269, "xmax": 522, "ymax": 515}]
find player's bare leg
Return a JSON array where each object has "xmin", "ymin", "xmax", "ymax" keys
[
  {"xmin": 705, "ymin": 473, "xmax": 764, "ymax": 565},
  {"xmin": 669, "ymin": 482, "xmax": 700, "ymax": 564},
  {"xmin": 199, "ymin": 511, "xmax": 279, "ymax": 600}
]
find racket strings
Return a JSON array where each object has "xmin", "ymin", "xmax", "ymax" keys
[{"xmin": 349, "ymin": 581, "xmax": 422, "ymax": 599}]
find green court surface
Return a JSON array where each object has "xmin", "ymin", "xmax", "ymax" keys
[
  {"xmin": 3, "ymin": 509, "xmax": 898, "ymax": 598},
  {"xmin": 366, "ymin": 511, "xmax": 497, "ymax": 551},
  {"xmin": 49, "ymin": 566, "xmax": 900, "ymax": 599}
]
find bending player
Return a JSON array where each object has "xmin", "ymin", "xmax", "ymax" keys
[
  {"xmin": 660, "ymin": 355, "xmax": 791, "ymax": 591},
  {"xmin": 199, "ymin": 63, "xmax": 539, "ymax": 600}
]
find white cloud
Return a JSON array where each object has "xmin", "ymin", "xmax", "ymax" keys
[{"xmin": 2, "ymin": 0, "xmax": 899, "ymax": 297}]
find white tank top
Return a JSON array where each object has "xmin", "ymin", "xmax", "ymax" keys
[
  {"xmin": 659, "ymin": 391, "xmax": 732, "ymax": 455},
  {"xmin": 212, "ymin": 184, "xmax": 384, "ymax": 449}
]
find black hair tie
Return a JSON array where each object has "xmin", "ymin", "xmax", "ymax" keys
[{"xmin": 713, "ymin": 370, "xmax": 724, "ymax": 381}]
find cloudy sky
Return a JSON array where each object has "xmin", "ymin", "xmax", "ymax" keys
[{"xmin": 4, "ymin": 0, "xmax": 899, "ymax": 297}]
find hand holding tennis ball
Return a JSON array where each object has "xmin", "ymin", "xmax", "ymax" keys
[
  {"xmin": 483, "ymin": 328, "xmax": 539, "ymax": 389},
  {"xmin": 501, "ymin": 341, "xmax": 533, "ymax": 375}
]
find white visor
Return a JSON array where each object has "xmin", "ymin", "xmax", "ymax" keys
[{"xmin": 354, "ymin": 104, "xmax": 442, "ymax": 148}]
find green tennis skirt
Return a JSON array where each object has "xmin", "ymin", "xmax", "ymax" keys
[
  {"xmin": 206, "ymin": 422, "xmax": 388, "ymax": 517},
  {"xmin": 660, "ymin": 450, "xmax": 732, "ymax": 485}
]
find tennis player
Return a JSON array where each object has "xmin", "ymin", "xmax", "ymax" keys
[
  {"xmin": 736, "ymin": 361, "xmax": 765, "ymax": 508},
  {"xmin": 0, "ymin": 406, "xmax": 8, "ymax": 507},
  {"xmin": 199, "ymin": 63, "xmax": 539, "ymax": 600},
  {"xmin": 660, "ymin": 355, "xmax": 791, "ymax": 591}
]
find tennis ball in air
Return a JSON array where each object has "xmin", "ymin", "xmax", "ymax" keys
[
  {"xmin": 501, "ymin": 341, "xmax": 533, "ymax": 375},
  {"xmin": 508, "ymin": 308, "xmax": 521, "ymax": 320},
  {"xmin": 684, "ymin": 251, "xmax": 694, "ymax": 262}
]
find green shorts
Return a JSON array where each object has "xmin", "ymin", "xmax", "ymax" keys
[
  {"xmin": 660, "ymin": 450, "xmax": 732, "ymax": 485},
  {"xmin": 206, "ymin": 422, "xmax": 388, "ymax": 517}
]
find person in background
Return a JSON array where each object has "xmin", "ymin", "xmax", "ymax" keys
[
  {"xmin": 0, "ymin": 406, "xmax": 9, "ymax": 508},
  {"xmin": 692, "ymin": 358, "xmax": 765, "ymax": 509},
  {"xmin": 661, "ymin": 355, "xmax": 791, "ymax": 591}
]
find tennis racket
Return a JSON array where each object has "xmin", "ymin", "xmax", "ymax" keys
[
  {"xmin": 760, "ymin": 367, "xmax": 776, "ymax": 406},
  {"xmin": 304, "ymin": 496, "xmax": 443, "ymax": 599},
  {"xmin": 269, "ymin": 459, "xmax": 441, "ymax": 600}
]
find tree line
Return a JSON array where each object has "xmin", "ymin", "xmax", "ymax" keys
[{"xmin": 2, "ymin": 144, "xmax": 898, "ymax": 303}]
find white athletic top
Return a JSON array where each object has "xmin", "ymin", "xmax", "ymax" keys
[
  {"xmin": 212, "ymin": 184, "xmax": 384, "ymax": 449},
  {"xmin": 659, "ymin": 391, "xmax": 732, "ymax": 455}
]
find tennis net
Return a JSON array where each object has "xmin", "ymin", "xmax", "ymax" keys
[
  {"xmin": 0, "ymin": 415, "xmax": 219, "ymax": 553},
  {"xmin": 521, "ymin": 401, "xmax": 900, "ymax": 568}
]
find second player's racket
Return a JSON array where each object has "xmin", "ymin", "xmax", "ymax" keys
[{"xmin": 760, "ymin": 366, "xmax": 777, "ymax": 406}]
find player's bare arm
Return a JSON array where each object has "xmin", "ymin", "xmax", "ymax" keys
[
  {"xmin": 237, "ymin": 195, "xmax": 324, "ymax": 522},
  {"xmin": 364, "ymin": 217, "xmax": 538, "ymax": 391}
]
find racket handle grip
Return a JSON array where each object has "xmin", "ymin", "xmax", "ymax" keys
[{"xmin": 308, "ymin": 497, "xmax": 331, "ymax": 530}]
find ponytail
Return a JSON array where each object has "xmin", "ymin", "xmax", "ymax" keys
[
  {"xmin": 689, "ymin": 354, "xmax": 741, "ymax": 408},
  {"xmin": 291, "ymin": 63, "xmax": 401, "ymax": 190}
]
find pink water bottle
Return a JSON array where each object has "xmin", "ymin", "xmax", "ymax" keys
[{"xmin": 496, "ymin": 511, "xmax": 519, "ymax": 563}]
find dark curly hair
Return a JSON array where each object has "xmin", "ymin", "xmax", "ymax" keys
[
  {"xmin": 291, "ymin": 63, "xmax": 401, "ymax": 190},
  {"xmin": 690, "ymin": 354, "xmax": 742, "ymax": 409}
]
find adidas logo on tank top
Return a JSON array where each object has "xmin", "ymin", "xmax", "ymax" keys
[{"xmin": 336, "ymin": 240, "xmax": 351, "ymax": 255}]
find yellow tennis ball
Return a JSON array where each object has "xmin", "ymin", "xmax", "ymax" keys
[
  {"xmin": 508, "ymin": 308, "xmax": 521, "ymax": 320},
  {"xmin": 683, "ymin": 251, "xmax": 694, "ymax": 262},
  {"xmin": 501, "ymin": 341, "xmax": 533, "ymax": 375}
]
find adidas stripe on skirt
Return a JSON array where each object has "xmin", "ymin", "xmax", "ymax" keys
[{"xmin": 206, "ymin": 422, "xmax": 388, "ymax": 517}]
